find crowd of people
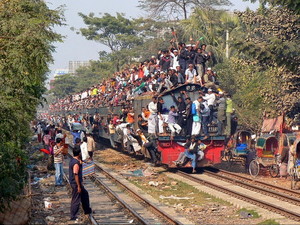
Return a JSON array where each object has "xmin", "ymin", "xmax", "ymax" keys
[{"xmin": 50, "ymin": 41, "xmax": 220, "ymax": 112}]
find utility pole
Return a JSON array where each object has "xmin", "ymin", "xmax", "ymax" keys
[{"xmin": 226, "ymin": 30, "xmax": 229, "ymax": 59}]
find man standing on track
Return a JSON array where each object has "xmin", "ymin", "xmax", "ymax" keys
[{"xmin": 69, "ymin": 147, "xmax": 92, "ymax": 222}]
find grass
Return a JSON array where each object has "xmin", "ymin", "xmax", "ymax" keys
[
  {"xmin": 237, "ymin": 208, "xmax": 260, "ymax": 218},
  {"xmin": 129, "ymin": 174, "xmax": 230, "ymax": 208},
  {"xmin": 258, "ymin": 219, "xmax": 280, "ymax": 225}
]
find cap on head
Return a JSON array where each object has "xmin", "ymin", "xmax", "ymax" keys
[
  {"xmin": 208, "ymin": 88, "xmax": 212, "ymax": 92},
  {"xmin": 219, "ymin": 91, "xmax": 224, "ymax": 95},
  {"xmin": 207, "ymin": 67, "xmax": 212, "ymax": 71}
]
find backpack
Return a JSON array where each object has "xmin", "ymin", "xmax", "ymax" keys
[{"xmin": 191, "ymin": 103, "xmax": 197, "ymax": 115}]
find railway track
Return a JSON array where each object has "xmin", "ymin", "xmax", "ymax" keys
[
  {"xmin": 200, "ymin": 168, "xmax": 300, "ymax": 207},
  {"xmin": 65, "ymin": 152, "xmax": 182, "ymax": 225},
  {"xmin": 176, "ymin": 170, "xmax": 300, "ymax": 222},
  {"xmin": 205, "ymin": 167, "xmax": 300, "ymax": 197}
]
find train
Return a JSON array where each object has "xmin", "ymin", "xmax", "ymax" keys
[{"xmin": 51, "ymin": 83, "xmax": 233, "ymax": 169}]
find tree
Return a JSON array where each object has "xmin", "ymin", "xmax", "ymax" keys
[
  {"xmin": 49, "ymin": 74, "xmax": 77, "ymax": 99},
  {"xmin": 79, "ymin": 13, "xmax": 143, "ymax": 71},
  {"xmin": 217, "ymin": 6, "xmax": 300, "ymax": 130},
  {"xmin": 0, "ymin": 0, "xmax": 63, "ymax": 211},
  {"xmin": 181, "ymin": 8, "xmax": 240, "ymax": 62},
  {"xmin": 138, "ymin": 0, "xmax": 232, "ymax": 20},
  {"xmin": 244, "ymin": 0, "xmax": 300, "ymax": 14}
]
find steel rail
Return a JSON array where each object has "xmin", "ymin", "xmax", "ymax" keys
[
  {"xmin": 176, "ymin": 170, "xmax": 300, "ymax": 222},
  {"xmin": 93, "ymin": 163, "xmax": 183, "ymax": 225},
  {"xmin": 207, "ymin": 168, "xmax": 300, "ymax": 197},
  {"xmin": 201, "ymin": 169, "xmax": 300, "ymax": 206},
  {"xmin": 67, "ymin": 145, "xmax": 182, "ymax": 225},
  {"xmin": 89, "ymin": 175, "xmax": 148, "ymax": 225}
]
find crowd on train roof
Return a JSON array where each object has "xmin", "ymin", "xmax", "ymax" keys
[
  {"xmin": 49, "ymin": 39, "xmax": 238, "ymax": 140},
  {"xmin": 50, "ymin": 41, "xmax": 221, "ymax": 112}
]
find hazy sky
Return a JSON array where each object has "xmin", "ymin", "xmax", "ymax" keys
[{"xmin": 46, "ymin": 0, "xmax": 259, "ymax": 79}]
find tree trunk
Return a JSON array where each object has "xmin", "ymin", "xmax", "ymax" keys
[{"xmin": 183, "ymin": 2, "xmax": 187, "ymax": 19}]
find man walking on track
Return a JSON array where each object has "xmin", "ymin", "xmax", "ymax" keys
[{"xmin": 69, "ymin": 147, "xmax": 92, "ymax": 222}]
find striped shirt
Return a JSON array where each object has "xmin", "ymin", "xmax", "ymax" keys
[{"xmin": 54, "ymin": 145, "xmax": 63, "ymax": 164}]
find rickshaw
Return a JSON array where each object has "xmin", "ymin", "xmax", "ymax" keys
[
  {"xmin": 291, "ymin": 138, "xmax": 300, "ymax": 189},
  {"xmin": 249, "ymin": 134, "xmax": 280, "ymax": 177},
  {"xmin": 222, "ymin": 130, "xmax": 252, "ymax": 167}
]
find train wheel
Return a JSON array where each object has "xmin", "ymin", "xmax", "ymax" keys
[
  {"xmin": 249, "ymin": 160, "xmax": 260, "ymax": 177},
  {"xmin": 269, "ymin": 164, "xmax": 279, "ymax": 178}
]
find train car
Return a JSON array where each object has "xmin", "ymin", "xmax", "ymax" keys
[{"xmin": 53, "ymin": 83, "xmax": 230, "ymax": 169}]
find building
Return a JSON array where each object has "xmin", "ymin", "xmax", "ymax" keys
[
  {"xmin": 53, "ymin": 68, "xmax": 69, "ymax": 78},
  {"xmin": 68, "ymin": 61, "xmax": 90, "ymax": 74}
]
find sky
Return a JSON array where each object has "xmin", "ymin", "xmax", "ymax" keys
[{"xmin": 46, "ymin": 0, "xmax": 259, "ymax": 80}]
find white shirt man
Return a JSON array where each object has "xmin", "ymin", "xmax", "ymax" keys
[
  {"xmin": 185, "ymin": 64, "xmax": 197, "ymax": 83},
  {"xmin": 203, "ymin": 89, "xmax": 216, "ymax": 106},
  {"xmin": 148, "ymin": 97, "xmax": 158, "ymax": 134}
]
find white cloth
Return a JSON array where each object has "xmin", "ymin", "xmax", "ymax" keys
[
  {"xmin": 172, "ymin": 55, "xmax": 179, "ymax": 69},
  {"xmin": 148, "ymin": 101, "xmax": 157, "ymax": 114},
  {"xmin": 168, "ymin": 123, "xmax": 182, "ymax": 135},
  {"xmin": 148, "ymin": 114, "xmax": 157, "ymax": 134},
  {"xmin": 158, "ymin": 115, "xmax": 168, "ymax": 134},
  {"xmin": 80, "ymin": 142, "xmax": 89, "ymax": 161},
  {"xmin": 203, "ymin": 93, "xmax": 216, "ymax": 106},
  {"xmin": 192, "ymin": 121, "xmax": 201, "ymax": 135},
  {"xmin": 185, "ymin": 68, "xmax": 197, "ymax": 82}
]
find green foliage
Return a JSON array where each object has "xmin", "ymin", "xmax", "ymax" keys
[
  {"xmin": 0, "ymin": 0, "xmax": 63, "ymax": 212},
  {"xmin": 79, "ymin": 12, "xmax": 142, "ymax": 52},
  {"xmin": 233, "ymin": 7, "xmax": 300, "ymax": 125},
  {"xmin": 216, "ymin": 58, "xmax": 266, "ymax": 132},
  {"xmin": 244, "ymin": 0, "xmax": 300, "ymax": 14},
  {"xmin": 49, "ymin": 74, "xmax": 77, "ymax": 98}
]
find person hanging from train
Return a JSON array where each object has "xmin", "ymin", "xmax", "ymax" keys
[
  {"xmin": 174, "ymin": 136, "xmax": 198, "ymax": 173},
  {"xmin": 191, "ymin": 96, "xmax": 202, "ymax": 136},
  {"xmin": 225, "ymin": 94, "xmax": 233, "ymax": 136},
  {"xmin": 141, "ymin": 107, "xmax": 150, "ymax": 121},
  {"xmin": 137, "ymin": 114, "xmax": 148, "ymax": 134},
  {"xmin": 173, "ymin": 138, "xmax": 190, "ymax": 166},
  {"xmin": 167, "ymin": 105, "xmax": 182, "ymax": 137},
  {"xmin": 200, "ymin": 101, "xmax": 210, "ymax": 140},
  {"xmin": 148, "ymin": 96, "xmax": 158, "ymax": 134},
  {"xmin": 136, "ymin": 129, "xmax": 152, "ymax": 162},
  {"xmin": 185, "ymin": 96, "xmax": 193, "ymax": 136},
  {"xmin": 202, "ymin": 88, "xmax": 216, "ymax": 125},
  {"xmin": 123, "ymin": 124, "xmax": 142, "ymax": 155},
  {"xmin": 171, "ymin": 91, "xmax": 186, "ymax": 130},
  {"xmin": 157, "ymin": 97, "xmax": 167, "ymax": 135},
  {"xmin": 216, "ymin": 91, "xmax": 226, "ymax": 136}
]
